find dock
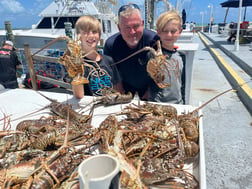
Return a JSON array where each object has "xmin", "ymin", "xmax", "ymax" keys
[{"xmin": 189, "ymin": 32, "xmax": 252, "ymax": 189}]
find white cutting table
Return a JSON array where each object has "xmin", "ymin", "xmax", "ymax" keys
[
  {"xmin": 0, "ymin": 88, "xmax": 206, "ymax": 188},
  {"xmin": 175, "ymin": 42, "xmax": 199, "ymax": 105}
]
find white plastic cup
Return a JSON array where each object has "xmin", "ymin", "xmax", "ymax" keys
[{"xmin": 78, "ymin": 154, "xmax": 120, "ymax": 189}]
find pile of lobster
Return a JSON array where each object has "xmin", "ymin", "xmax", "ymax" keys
[
  {"xmin": 0, "ymin": 95, "xmax": 200, "ymax": 189},
  {"xmin": 99, "ymin": 102, "xmax": 200, "ymax": 188}
]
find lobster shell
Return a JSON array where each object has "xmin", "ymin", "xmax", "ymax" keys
[{"xmin": 146, "ymin": 40, "xmax": 170, "ymax": 89}]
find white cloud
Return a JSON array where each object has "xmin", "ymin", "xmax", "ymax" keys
[
  {"xmin": 0, "ymin": 0, "xmax": 25, "ymax": 14},
  {"xmin": 0, "ymin": 0, "xmax": 51, "ymax": 28}
]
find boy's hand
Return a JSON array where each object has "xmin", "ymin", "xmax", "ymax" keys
[{"xmin": 71, "ymin": 75, "xmax": 89, "ymax": 86}]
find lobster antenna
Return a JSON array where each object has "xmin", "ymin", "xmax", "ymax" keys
[
  {"xmin": 191, "ymin": 88, "xmax": 234, "ymax": 114},
  {"xmin": 111, "ymin": 46, "xmax": 155, "ymax": 66},
  {"xmin": 32, "ymin": 36, "xmax": 69, "ymax": 56},
  {"xmin": 9, "ymin": 106, "xmax": 49, "ymax": 122},
  {"xmin": 36, "ymin": 91, "xmax": 57, "ymax": 102},
  {"xmin": 192, "ymin": 79, "xmax": 252, "ymax": 114}
]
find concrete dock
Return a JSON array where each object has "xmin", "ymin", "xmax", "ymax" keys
[{"xmin": 189, "ymin": 32, "xmax": 252, "ymax": 189}]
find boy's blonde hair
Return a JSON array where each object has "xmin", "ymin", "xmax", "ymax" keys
[
  {"xmin": 156, "ymin": 11, "xmax": 182, "ymax": 31},
  {"xmin": 75, "ymin": 15, "xmax": 102, "ymax": 36}
]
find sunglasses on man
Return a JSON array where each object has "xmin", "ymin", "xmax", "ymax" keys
[{"xmin": 118, "ymin": 4, "xmax": 140, "ymax": 16}]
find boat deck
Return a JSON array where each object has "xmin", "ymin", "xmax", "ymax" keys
[{"xmin": 190, "ymin": 32, "xmax": 252, "ymax": 189}]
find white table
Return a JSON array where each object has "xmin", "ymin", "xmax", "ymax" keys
[
  {"xmin": 0, "ymin": 88, "xmax": 206, "ymax": 188},
  {"xmin": 175, "ymin": 42, "xmax": 199, "ymax": 105}
]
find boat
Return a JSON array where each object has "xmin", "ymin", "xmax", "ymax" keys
[
  {"xmin": 0, "ymin": 0, "xmax": 119, "ymax": 50},
  {"xmin": 144, "ymin": 0, "xmax": 194, "ymax": 42}
]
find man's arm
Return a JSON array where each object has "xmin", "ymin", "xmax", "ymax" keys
[{"xmin": 16, "ymin": 64, "xmax": 23, "ymax": 78}]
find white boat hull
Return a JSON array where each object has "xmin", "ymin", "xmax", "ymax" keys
[{"xmin": 0, "ymin": 31, "xmax": 66, "ymax": 49}]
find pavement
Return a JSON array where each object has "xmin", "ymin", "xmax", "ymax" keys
[
  {"xmin": 201, "ymin": 32, "xmax": 252, "ymax": 78},
  {"xmin": 199, "ymin": 32, "xmax": 252, "ymax": 115},
  {"xmin": 189, "ymin": 32, "xmax": 252, "ymax": 189}
]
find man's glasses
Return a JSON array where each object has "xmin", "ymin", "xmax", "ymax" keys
[{"xmin": 118, "ymin": 4, "xmax": 140, "ymax": 16}]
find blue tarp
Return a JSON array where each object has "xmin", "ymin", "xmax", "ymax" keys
[{"xmin": 221, "ymin": 0, "xmax": 252, "ymax": 8}]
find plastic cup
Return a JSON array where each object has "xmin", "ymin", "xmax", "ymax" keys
[{"xmin": 78, "ymin": 154, "xmax": 120, "ymax": 189}]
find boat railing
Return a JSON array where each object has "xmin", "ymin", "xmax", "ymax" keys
[
  {"xmin": 18, "ymin": 47, "xmax": 67, "ymax": 78},
  {"xmin": 22, "ymin": 44, "xmax": 72, "ymax": 90}
]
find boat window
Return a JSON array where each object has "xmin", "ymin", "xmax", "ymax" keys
[
  {"xmin": 37, "ymin": 17, "xmax": 52, "ymax": 28},
  {"xmin": 37, "ymin": 17, "xmax": 79, "ymax": 29},
  {"xmin": 107, "ymin": 20, "xmax": 111, "ymax": 33},
  {"xmin": 102, "ymin": 20, "xmax": 111, "ymax": 34},
  {"xmin": 102, "ymin": 21, "xmax": 105, "ymax": 33},
  {"xmin": 53, "ymin": 17, "xmax": 79, "ymax": 28}
]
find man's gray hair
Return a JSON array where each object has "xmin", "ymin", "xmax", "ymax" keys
[{"xmin": 118, "ymin": 8, "xmax": 142, "ymax": 23}]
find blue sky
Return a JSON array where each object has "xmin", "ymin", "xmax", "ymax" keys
[{"xmin": 0, "ymin": 0, "xmax": 251, "ymax": 29}]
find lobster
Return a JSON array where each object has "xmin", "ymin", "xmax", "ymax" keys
[
  {"xmin": 34, "ymin": 91, "xmax": 92, "ymax": 123},
  {"xmin": 146, "ymin": 40, "xmax": 176, "ymax": 89},
  {"xmin": 98, "ymin": 115, "xmax": 148, "ymax": 188},
  {"xmin": 31, "ymin": 35, "xmax": 104, "ymax": 86},
  {"xmin": 0, "ymin": 149, "xmax": 47, "ymax": 169},
  {"xmin": 140, "ymin": 157, "xmax": 199, "ymax": 188},
  {"xmin": 97, "ymin": 102, "xmax": 200, "ymax": 188},
  {"xmin": 112, "ymin": 40, "xmax": 177, "ymax": 89},
  {"xmin": 58, "ymin": 35, "xmax": 109, "ymax": 86},
  {"xmin": 0, "ymin": 131, "xmax": 32, "ymax": 159},
  {"xmin": 0, "ymin": 146, "xmax": 92, "ymax": 188},
  {"xmin": 0, "ymin": 97, "xmax": 101, "ymax": 188},
  {"xmin": 0, "ymin": 91, "xmax": 98, "ymax": 160},
  {"xmin": 122, "ymin": 102, "xmax": 178, "ymax": 120},
  {"xmin": 95, "ymin": 88, "xmax": 133, "ymax": 106},
  {"xmin": 0, "ymin": 117, "xmax": 98, "ymax": 158},
  {"xmin": 0, "ymin": 99, "xmax": 202, "ymax": 188}
]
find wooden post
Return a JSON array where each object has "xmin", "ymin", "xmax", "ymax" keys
[
  {"xmin": 24, "ymin": 44, "xmax": 38, "ymax": 90},
  {"xmin": 99, "ymin": 38, "xmax": 104, "ymax": 46},
  {"xmin": 4, "ymin": 21, "xmax": 15, "ymax": 42}
]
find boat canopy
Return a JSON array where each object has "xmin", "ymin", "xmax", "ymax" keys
[
  {"xmin": 39, "ymin": 1, "xmax": 100, "ymax": 17},
  {"xmin": 36, "ymin": 1, "xmax": 104, "ymax": 29}
]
